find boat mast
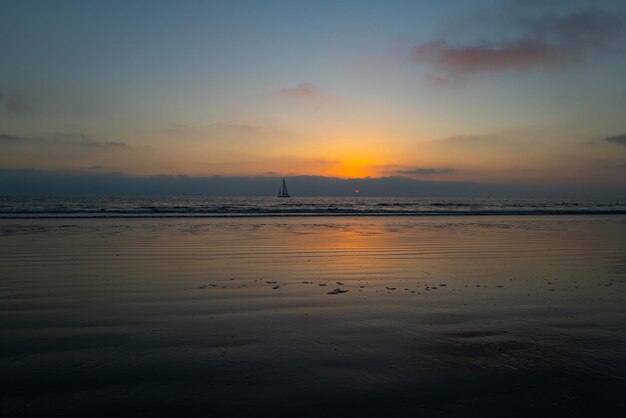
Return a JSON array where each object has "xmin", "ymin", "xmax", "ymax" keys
[
  {"xmin": 282, "ymin": 178, "xmax": 289, "ymax": 195},
  {"xmin": 277, "ymin": 178, "xmax": 290, "ymax": 197}
]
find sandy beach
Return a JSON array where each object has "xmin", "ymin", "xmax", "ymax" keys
[{"xmin": 1, "ymin": 215, "xmax": 625, "ymax": 417}]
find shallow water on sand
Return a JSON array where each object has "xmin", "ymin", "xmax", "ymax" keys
[{"xmin": 1, "ymin": 216, "xmax": 626, "ymax": 417}]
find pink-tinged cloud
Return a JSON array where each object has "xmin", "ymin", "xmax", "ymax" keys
[
  {"xmin": 275, "ymin": 83, "xmax": 333, "ymax": 100},
  {"xmin": 411, "ymin": 9, "xmax": 623, "ymax": 77},
  {"xmin": 412, "ymin": 40, "xmax": 570, "ymax": 74}
]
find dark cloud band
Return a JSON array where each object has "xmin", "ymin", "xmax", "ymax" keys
[
  {"xmin": 0, "ymin": 132, "xmax": 130, "ymax": 148},
  {"xmin": 604, "ymin": 134, "xmax": 626, "ymax": 147},
  {"xmin": 412, "ymin": 8, "xmax": 623, "ymax": 76}
]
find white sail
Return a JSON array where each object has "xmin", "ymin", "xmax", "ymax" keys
[{"xmin": 277, "ymin": 178, "xmax": 290, "ymax": 197}]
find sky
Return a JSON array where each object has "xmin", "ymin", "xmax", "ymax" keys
[{"xmin": 1, "ymin": 0, "xmax": 626, "ymax": 196}]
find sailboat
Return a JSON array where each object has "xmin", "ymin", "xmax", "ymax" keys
[{"xmin": 277, "ymin": 178, "xmax": 291, "ymax": 198}]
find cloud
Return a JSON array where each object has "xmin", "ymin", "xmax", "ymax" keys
[
  {"xmin": 530, "ymin": 7, "xmax": 622, "ymax": 49},
  {"xmin": 0, "ymin": 134, "xmax": 21, "ymax": 142},
  {"xmin": 423, "ymin": 73, "xmax": 452, "ymax": 86},
  {"xmin": 395, "ymin": 167, "xmax": 457, "ymax": 176},
  {"xmin": 275, "ymin": 83, "xmax": 333, "ymax": 100},
  {"xmin": 102, "ymin": 141, "xmax": 129, "ymax": 148},
  {"xmin": 412, "ymin": 40, "xmax": 569, "ymax": 74},
  {"xmin": 0, "ymin": 90, "xmax": 35, "ymax": 114},
  {"xmin": 604, "ymin": 134, "xmax": 626, "ymax": 147},
  {"xmin": 437, "ymin": 134, "xmax": 501, "ymax": 144},
  {"xmin": 209, "ymin": 122, "xmax": 261, "ymax": 134},
  {"xmin": 44, "ymin": 132, "xmax": 130, "ymax": 148},
  {"xmin": 162, "ymin": 122, "xmax": 265, "ymax": 137},
  {"xmin": 371, "ymin": 164, "xmax": 458, "ymax": 177},
  {"xmin": 0, "ymin": 132, "xmax": 131, "ymax": 148},
  {"xmin": 411, "ymin": 8, "xmax": 624, "ymax": 76}
]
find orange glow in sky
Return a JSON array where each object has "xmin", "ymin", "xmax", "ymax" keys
[
  {"xmin": 331, "ymin": 161, "xmax": 377, "ymax": 178},
  {"xmin": 2, "ymin": 1, "xmax": 626, "ymax": 193}
]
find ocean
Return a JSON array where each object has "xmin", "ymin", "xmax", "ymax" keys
[{"xmin": 1, "ymin": 196, "xmax": 625, "ymax": 217}]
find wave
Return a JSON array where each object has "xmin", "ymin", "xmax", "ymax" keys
[{"xmin": 1, "ymin": 197, "xmax": 625, "ymax": 218}]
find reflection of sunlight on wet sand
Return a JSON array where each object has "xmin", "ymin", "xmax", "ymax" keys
[{"xmin": 1, "ymin": 216, "xmax": 626, "ymax": 416}]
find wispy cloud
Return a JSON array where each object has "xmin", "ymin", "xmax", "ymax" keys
[
  {"xmin": 395, "ymin": 167, "xmax": 457, "ymax": 176},
  {"xmin": 412, "ymin": 8, "xmax": 624, "ymax": 77},
  {"xmin": 423, "ymin": 73, "xmax": 452, "ymax": 86},
  {"xmin": 0, "ymin": 132, "xmax": 131, "ymax": 148},
  {"xmin": 0, "ymin": 134, "xmax": 21, "ymax": 142},
  {"xmin": 209, "ymin": 122, "xmax": 261, "ymax": 135},
  {"xmin": 603, "ymin": 134, "xmax": 626, "ymax": 147},
  {"xmin": 413, "ymin": 40, "xmax": 568, "ymax": 74},
  {"xmin": 162, "ymin": 122, "xmax": 264, "ymax": 137},
  {"xmin": 372, "ymin": 164, "xmax": 458, "ymax": 177},
  {"xmin": 437, "ymin": 134, "xmax": 501, "ymax": 144},
  {"xmin": 274, "ymin": 83, "xmax": 334, "ymax": 100}
]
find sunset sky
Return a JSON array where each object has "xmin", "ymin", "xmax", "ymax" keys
[{"xmin": 2, "ymin": 0, "xmax": 626, "ymax": 192}]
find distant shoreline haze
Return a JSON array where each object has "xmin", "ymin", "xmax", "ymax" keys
[{"xmin": 0, "ymin": 168, "xmax": 623, "ymax": 198}]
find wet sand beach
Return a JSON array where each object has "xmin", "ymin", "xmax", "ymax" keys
[{"xmin": 1, "ymin": 216, "xmax": 625, "ymax": 417}]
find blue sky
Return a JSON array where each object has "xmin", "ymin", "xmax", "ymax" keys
[{"xmin": 1, "ymin": 0, "xmax": 626, "ymax": 194}]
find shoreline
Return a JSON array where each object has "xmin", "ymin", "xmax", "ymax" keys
[{"xmin": 2, "ymin": 210, "xmax": 626, "ymax": 219}]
